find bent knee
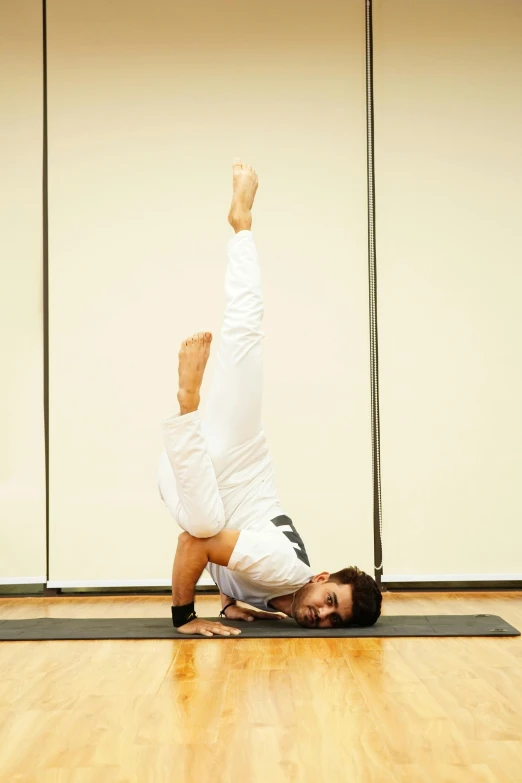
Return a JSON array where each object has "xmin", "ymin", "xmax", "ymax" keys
[
  {"xmin": 186, "ymin": 521, "xmax": 226, "ymax": 539},
  {"xmin": 182, "ymin": 511, "xmax": 226, "ymax": 539}
]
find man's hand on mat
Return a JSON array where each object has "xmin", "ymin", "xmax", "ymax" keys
[
  {"xmin": 224, "ymin": 605, "xmax": 284, "ymax": 622},
  {"xmin": 178, "ymin": 619, "xmax": 241, "ymax": 637}
]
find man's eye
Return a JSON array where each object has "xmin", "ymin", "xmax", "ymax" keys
[{"xmin": 327, "ymin": 595, "xmax": 332, "ymax": 605}]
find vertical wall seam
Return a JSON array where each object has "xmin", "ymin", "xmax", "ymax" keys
[
  {"xmin": 365, "ymin": 0, "xmax": 383, "ymax": 583},
  {"xmin": 42, "ymin": 0, "xmax": 49, "ymax": 582}
]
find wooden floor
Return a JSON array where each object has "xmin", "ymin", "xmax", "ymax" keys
[{"xmin": 0, "ymin": 592, "xmax": 521, "ymax": 782}]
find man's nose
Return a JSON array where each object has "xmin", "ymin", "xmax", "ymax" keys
[{"xmin": 316, "ymin": 606, "xmax": 329, "ymax": 621}]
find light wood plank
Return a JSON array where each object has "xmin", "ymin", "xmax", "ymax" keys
[{"xmin": 0, "ymin": 592, "xmax": 521, "ymax": 782}]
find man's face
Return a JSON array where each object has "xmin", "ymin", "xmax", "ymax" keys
[{"xmin": 293, "ymin": 574, "xmax": 354, "ymax": 628}]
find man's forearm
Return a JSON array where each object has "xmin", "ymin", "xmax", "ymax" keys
[{"xmin": 171, "ymin": 532, "xmax": 208, "ymax": 605}]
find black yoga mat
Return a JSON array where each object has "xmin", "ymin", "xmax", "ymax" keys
[{"xmin": 0, "ymin": 614, "xmax": 519, "ymax": 640}]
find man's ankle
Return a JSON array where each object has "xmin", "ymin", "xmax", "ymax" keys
[
  {"xmin": 178, "ymin": 391, "xmax": 200, "ymax": 415},
  {"xmin": 229, "ymin": 209, "xmax": 252, "ymax": 233}
]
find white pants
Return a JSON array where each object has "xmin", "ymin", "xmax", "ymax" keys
[{"xmin": 158, "ymin": 230, "xmax": 284, "ymax": 537}]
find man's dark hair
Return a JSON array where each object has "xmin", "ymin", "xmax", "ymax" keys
[{"xmin": 330, "ymin": 566, "xmax": 382, "ymax": 627}]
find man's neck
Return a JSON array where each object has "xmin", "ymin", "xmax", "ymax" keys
[{"xmin": 269, "ymin": 592, "xmax": 296, "ymax": 617}]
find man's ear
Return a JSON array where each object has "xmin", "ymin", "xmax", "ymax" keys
[{"xmin": 311, "ymin": 572, "xmax": 331, "ymax": 584}]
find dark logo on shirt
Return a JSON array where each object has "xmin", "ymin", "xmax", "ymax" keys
[{"xmin": 271, "ymin": 515, "xmax": 310, "ymax": 567}]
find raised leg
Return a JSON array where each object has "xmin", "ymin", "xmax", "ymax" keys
[
  {"xmin": 160, "ymin": 332, "xmax": 226, "ymax": 537},
  {"xmin": 159, "ymin": 160, "xmax": 268, "ymax": 536},
  {"xmin": 202, "ymin": 160, "xmax": 265, "ymax": 457}
]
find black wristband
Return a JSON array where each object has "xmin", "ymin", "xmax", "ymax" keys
[
  {"xmin": 171, "ymin": 602, "xmax": 197, "ymax": 627},
  {"xmin": 219, "ymin": 601, "xmax": 237, "ymax": 618}
]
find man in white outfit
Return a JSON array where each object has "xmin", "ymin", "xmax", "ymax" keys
[{"xmin": 158, "ymin": 159, "xmax": 382, "ymax": 636}]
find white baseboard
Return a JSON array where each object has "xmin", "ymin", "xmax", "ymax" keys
[
  {"xmin": 383, "ymin": 573, "xmax": 522, "ymax": 582},
  {"xmin": 5, "ymin": 574, "xmax": 520, "ymax": 588},
  {"xmin": 46, "ymin": 575, "xmax": 216, "ymax": 588}
]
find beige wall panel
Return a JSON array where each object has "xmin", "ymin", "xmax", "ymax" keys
[
  {"xmin": 374, "ymin": 0, "xmax": 522, "ymax": 578},
  {"xmin": 0, "ymin": 1, "xmax": 46, "ymax": 582},
  {"xmin": 47, "ymin": 0, "xmax": 373, "ymax": 584}
]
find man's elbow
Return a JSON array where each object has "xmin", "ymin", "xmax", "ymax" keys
[
  {"xmin": 177, "ymin": 531, "xmax": 210, "ymax": 554},
  {"xmin": 175, "ymin": 531, "xmax": 210, "ymax": 564},
  {"xmin": 178, "ymin": 531, "xmax": 203, "ymax": 548},
  {"xmin": 177, "ymin": 531, "xmax": 192, "ymax": 546}
]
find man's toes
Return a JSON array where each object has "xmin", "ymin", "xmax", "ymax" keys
[
  {"xmin": 233, "ymin": 158, "xmax": 243, "ymax": 173},
  {"xmin": 180, "ymin": 333, "xmax": 212, "ymax": 351},
  {"xmin": 194, "ymin": 331, "xmax": 212, "ymax": 344}
]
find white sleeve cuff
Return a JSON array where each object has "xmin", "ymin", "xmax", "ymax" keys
[
  {"xmin": 227, "ymin": 529, "xmax": 248, "ymax": 572},
  {"xmin": 160, "ymin": 409, "xmax": 200, "ymax": 428},
  {"xmin": 227, "ymin": 229, "xmax": 253, "ymax": 250}
]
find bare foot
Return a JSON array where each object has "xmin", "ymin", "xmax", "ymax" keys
[
  {"xmin": 228, "ymin": 159, "xmax": 258, "ymax": 232},
  {"xmin": 177, "ymin": 332, "xmax": 213, "ymax": 414}
]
